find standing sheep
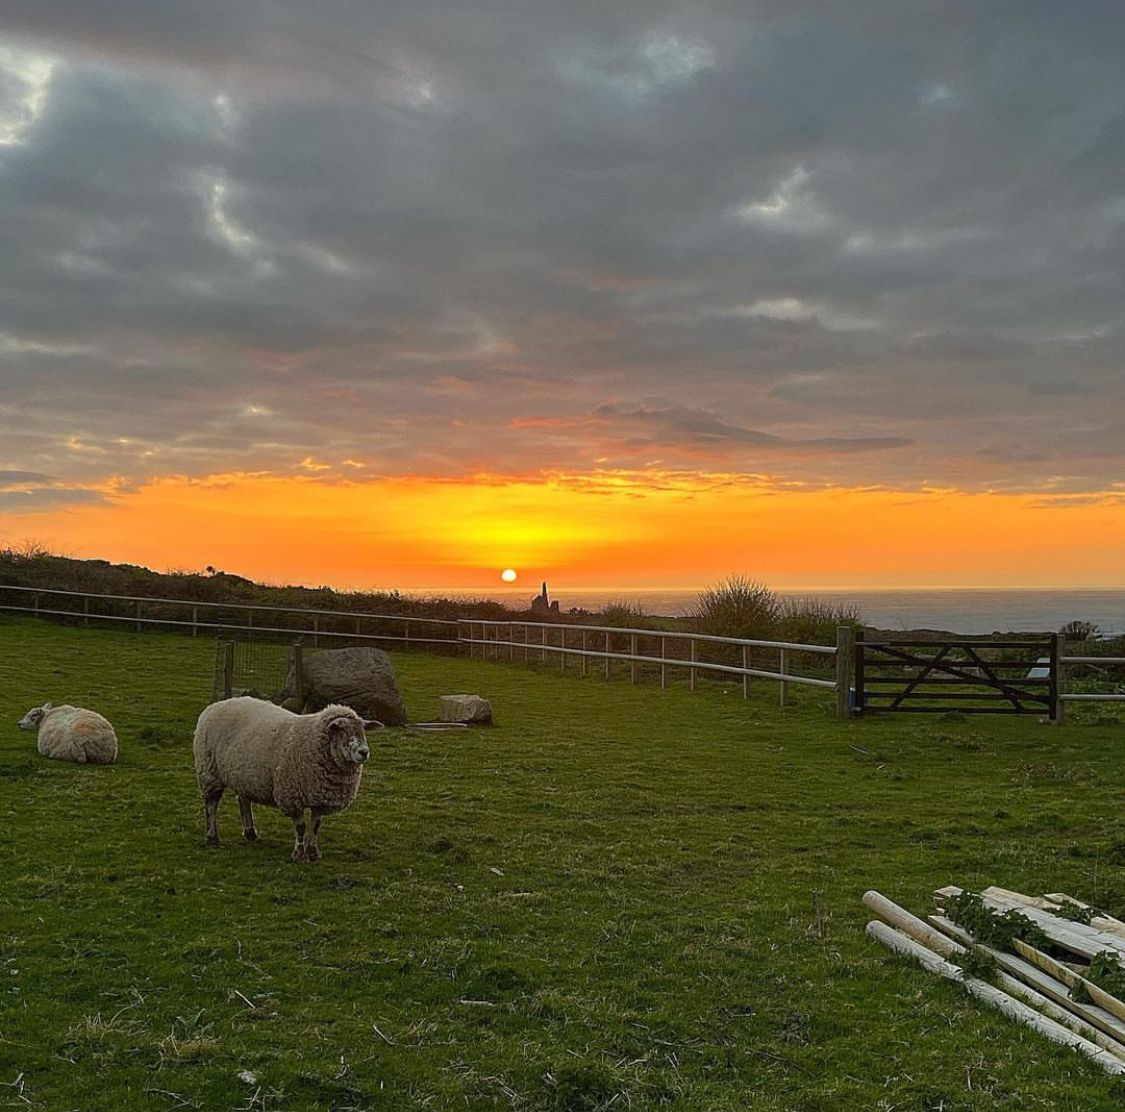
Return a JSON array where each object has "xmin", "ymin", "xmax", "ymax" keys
[
  {"xmin": 192, "ymin": 697, "xmax": 375, "ymax": 862},
  {"xmin": 17, "ymin": 703, "xmax": 118, "ymax": 765}
]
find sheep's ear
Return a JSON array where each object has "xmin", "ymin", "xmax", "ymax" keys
[
  {"xmin": 362, "ymin": 719, "xmax": 384, "ymax": 731},
  {"xmin": 42, "ymin": 702, "xmax": 53, "ymax": 712}
]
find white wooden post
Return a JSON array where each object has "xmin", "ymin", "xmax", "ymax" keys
[
  {"xmin": 689, "ymin": 638, "xmax": 696, "ymax": 691},
  {"xmin": 779, "ymin": 648, "xmax": 788, "ymax": 707},
  {"xmin": 582, "ymin": 630, "xmax": 588, "ymax": 675},
  {"xmin": 604, "ymin": 631, "xmax": 611, "ymax": 678},
  {"xmin": 630, "ymin": 634, "xmax": 638, "ymax": 684},
  {"xmin": 742, "ymin": 644, "xmax": 749, "ymax": 699},
  {"xmin": 660, "ymin": 637, "xmax": 667, "ymax": 689}
]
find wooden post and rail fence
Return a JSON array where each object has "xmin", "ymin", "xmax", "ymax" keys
[{"xmin": 2, "ymin": 584, "xmax": 1123, "ymax": 719}]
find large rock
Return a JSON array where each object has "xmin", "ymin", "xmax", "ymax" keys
[
  {"xmin": 439, "ymin": 694, "xmax": 493, "ymax": 725},
  {"xmin": 285, "ymin": 646, "xmax": 407, "ymax": 725}
]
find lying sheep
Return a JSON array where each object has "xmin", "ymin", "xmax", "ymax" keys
[
  {"xmin": 17, "ymin": 703, "xmax": 119, "ymax": 765},
  {"xmin": 192, "ymin": 697, "xmax": 376, "ymax": 861}
]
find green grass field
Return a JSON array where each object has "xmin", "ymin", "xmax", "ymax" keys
[{"xmin": 2, "ymin": 616, "xmax": 1124, "ymax": 1110}]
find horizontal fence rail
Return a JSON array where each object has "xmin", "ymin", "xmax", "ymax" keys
[
  {"xmin": 1060, "ymin": 652, "xmax": 1125, "ymax": 705},
  {"xmin": 0, "ymin": 583, "xmax": 459, "ymax": 647},
  {"xmin": 458, "ymin": 619, "xmax": 839, "ymax": 705}
]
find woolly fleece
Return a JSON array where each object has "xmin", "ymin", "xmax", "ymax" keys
[
  {"xmin": 18, "ymin": 704, "xmax": 118, "ymax": 765},
  {"xmin": 192, "ymin": 697, "xmax": 370, "ymax": 856}
]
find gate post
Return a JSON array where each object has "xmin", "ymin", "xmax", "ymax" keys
[
  {"xmin": 836, "ymin": 626, "xmax": 856, "ymax": 720},
  {"xmin": 1049, "ymin": 632, "xmax": 1063, "ymax": 725}
]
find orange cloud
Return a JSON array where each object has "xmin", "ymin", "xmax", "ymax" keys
[{"xmin": 5, "ymin": 470, "xmax": 1124, "ymax": 590}]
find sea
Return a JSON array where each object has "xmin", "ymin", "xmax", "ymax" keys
[{"xmin": 413, "ymin": 587, "xmax": 1125, "ymax": 637}]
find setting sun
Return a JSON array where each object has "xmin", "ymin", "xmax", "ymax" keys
[{"xmin": 500, "ymin": 568, "xmax": 518, "ymax": 583}]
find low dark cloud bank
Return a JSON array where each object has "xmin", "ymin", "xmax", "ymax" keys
[{"xmin": 1, "ymin": 1, "xmax": 1122, "ymax": 493}]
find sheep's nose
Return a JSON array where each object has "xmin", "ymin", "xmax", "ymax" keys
[{"xmin": 357, "ymin": 747, "xmax": 370, "ymax": 763}]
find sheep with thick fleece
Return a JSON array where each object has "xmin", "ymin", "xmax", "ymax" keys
[
  {"xmin": 17, "ymin": 703, "xmax": 118, "ymax": 765},
  {"xmin": 193, "ymin": 697, "xmax": 375, "ymax": 861}
]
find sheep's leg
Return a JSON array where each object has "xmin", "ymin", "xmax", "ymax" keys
[
  {"xmin": 237, "ymin": 796, "xmax": 258, "ymax": 841},
  {"xmin": 305, "ymin": 809, "xmax": 325, "ymax": 862},
  {"xmin": 203, "ymin": 789, "xmax": 224, "ymax": 844},
  {"xmin": 289, "ymin": 811, "xmax": 308, "ymax": 862}
]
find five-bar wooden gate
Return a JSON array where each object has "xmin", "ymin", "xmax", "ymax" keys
[{"xmin": 854, "ymin": 632, "xmax": 1060, "ymax": 719}]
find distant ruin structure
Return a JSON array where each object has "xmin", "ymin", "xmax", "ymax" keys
[{"xmin": 530, "ymin": 580, "xmax": 560, "ymax": 616}]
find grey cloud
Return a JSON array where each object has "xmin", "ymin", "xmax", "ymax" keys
[
  {"xmin": 0, "ymin": 470, "xmax": 51, "ymax": 486},
  {"xmin": 0, "ymin": 2, "xmax": 1123, "ymax": 494},
  {"xmin": 594, "ymin": 403, "xmax": 912, "ymax": 455},
  {"xmin": 0, "ymin": 488, "xmax": 106, "ymax": 511}
]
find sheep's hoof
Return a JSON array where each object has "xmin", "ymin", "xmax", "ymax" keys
[
  {"xmin": 306, "ymin": 845, "xmax": 321, "ymax": 862},
  {"xmin": 292, "ymin": 846, "xmax": 308, "ymax": 862},
  {"xmin": 243, "ymin": 828, "xmax": 259, "ymax": 841}
]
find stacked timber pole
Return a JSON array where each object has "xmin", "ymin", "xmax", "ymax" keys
[{"xmin": 864, "ymin": 885, "xmax": 1125, "ymax": 1074}]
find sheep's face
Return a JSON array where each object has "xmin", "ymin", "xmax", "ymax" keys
[
  {"xmin": 328, "ymin": 714, "xmax": 370, "ymax": 766},
  {"xmin": 17, "ymin": 704, "xmax": 51, "ymax": 731}
]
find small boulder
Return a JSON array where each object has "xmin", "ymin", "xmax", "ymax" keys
[{"xmin": 439, "ymin": 694, "xmax": 493, "ymax": 725}]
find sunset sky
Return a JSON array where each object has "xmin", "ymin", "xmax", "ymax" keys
[{"xmin": 1, "ymin": 3, "xmax": 1123, "ymax": 590}]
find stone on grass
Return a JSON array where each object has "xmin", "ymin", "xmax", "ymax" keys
[
  {"xmin": 439, "ymin": 694, "xmax": 493, "ymax": 725},
  {"xmin": 284, "ymin": 645, "xmax": 407, "ymax": 725}
]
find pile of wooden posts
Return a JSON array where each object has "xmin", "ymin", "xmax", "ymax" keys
[{"xmin": 864, "ymin": 885, "xmax": 1125, "ymax": 1075}]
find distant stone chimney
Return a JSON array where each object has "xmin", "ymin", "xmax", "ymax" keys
[{"xmin": 530, "ymin": 580, "xmax": 560, "ymax": 616}]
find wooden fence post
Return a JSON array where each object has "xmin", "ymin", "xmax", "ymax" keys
[
  {"xmin": 135, "ymin": 600, "xmax": 142, "ymax": 633},
  {"xmin": 223, "ymin": 641, "xmax": 235, "ymax": 700},
  {"xmin": 689, "ymin": 638, "xmax": 697, "ymax": 692},
  {"xmin": 1049, "ymin": 632, "xmax": 1063, "ymax": 725},
  {"xmin": 836, "ymin": 625, "xmax": 856, "ymax": 720},
  {"xmin": 604, "ymin": 631, "xmax": 611, "ymax": 679},
  {"xmin": 742, "ymin": 645, "xmax": 750, "ymax": 700},
  {"xmin": 192, "ymin": 605, "xmax": 199, "ymax": 637},
  {"xmin": 853, "ymin": 630, "xmax": 865, "ymax": 715},
  {"xmin": 291, "ymin": 642, "xmax": 303, "ymax": 710},
  {"xmin": 312, "ymin": 615, "xmax": 319, "ymax": 648},
  {"xmin": 559, "ymin": 628, "xmax": 566, "ymax": 673},
  {"xmin": 779, "ymin": 648, "xmax": 787, "ymax": 707},
  {"xmin": 83, "ymin": 596, "xmax": 90, "ymax": 627},
  {"xmin": 582, "ymin": 630, "xmax": 588, "ymax": 675},
  {"xmin": 630, "ymin": 634, "xmax": 638, "ymax": 684},
  {"xmin": 660, "ymin": 637, "xmax": 667, "ymax": 689}
]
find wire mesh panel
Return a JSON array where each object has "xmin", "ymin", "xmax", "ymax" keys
[{"xmin": 210, "ymin": 638, "xmax": 293, "ymax": 703}]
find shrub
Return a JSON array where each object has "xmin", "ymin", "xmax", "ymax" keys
[
  {"xmin": 691, "ymin": 576, "xmax": 781, "ymax": 639},
  {"xmin": 1060, "ymin": 619, "xmax": 1100, "ymax": 643},
  {"xmin": 596, "ymin": 600, "xmax": 652, "ymax": 629},
  {"xmin": 778, "ymin": 595, "xmax": 863, "ymax": 646}
]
